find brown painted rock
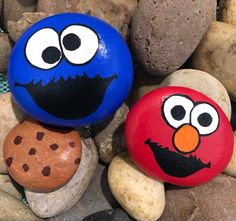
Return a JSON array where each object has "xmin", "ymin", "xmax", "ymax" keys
[
  {"xmin": 219, "ymin": 0, "xmax": 236, "ymax": 25},
  {"xmin": 92, "ymin": 103, "xmax": 129, "ymax": 163},
  {"xmin": 3, "ymin": 0, "xmax": 37, "ymax": 30},
  {"xmin": 37, "ymin": 0, "xmax": 78, "ymax": 14},
  {"xmin": 3, "ymin": 119, "xmax": 82, "ymax": 192},
  {"xmin": 131, "ymin": 0, "xmax": 216, "ymax": 76},
  {"xmin": 7, "ymin": 12, "xmax": 48, "ymax": 42},
  {"xmin": 0, "ymin": 33, "xmax": 12, "ymax": 73},
  {"xmin": 0, "ymin": 190, "xmax": 42, "ymax": 221},
  {"xmin": 192, "ymin": 21, "xmax": 236, "ymax": 101},
  {"xmin": 76, "ymin": 0, "xmax": 138, "ymax": 39},
  {"xmin": 0, "ymin": 93, "xmax": 26, "ymax": 174},
  {"xmin": 160, "ymin": 69, "xmax": 232, "ymax": 120},
  {"xmin": 159, "ymin": 174, "xmax": 236, "ymax": 221}
]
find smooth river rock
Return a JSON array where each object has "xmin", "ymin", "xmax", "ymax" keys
[
  {"xmin": 0, "ymin": 93, "xmax": 26, "ymax": 174},
  {"xmin": 25, "ymin": 138, "xmax": 98, "ymax": 218},
  {"xmin": 159, "ymin": 174, "xmax": 236, "ymax": 221},
  {"xmin": 92, "ymin": 103, "xmax": 129, "ymax": 163},
  {"xmin": 108, "ymin": 152, "xmax": 165, "ymax": 221},
  {"xmin": 160, "ymin": 69, "xmax": 232, "ymax": 119},
  {"xmin": 131, "ymin": 0, "xmax": 216, "ymax": 76},
  {"xmin": 192, "ymin": 21, "xmax": 236, "ymax": 101},
  {"xmin": 0, "ymin": 190, "xmax": 42, "ymax": 221}
]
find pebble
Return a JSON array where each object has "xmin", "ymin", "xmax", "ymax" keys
[
  {"xmin": 0, "ymin": 190, "xmax": 42, "ymax": 221},
  {"xmin": 192, "ymin": 21, "xmax": 236, "ymax": 101},
  {"xmin": 49, "ymin": 164, "xmax": 113, "ymax": 221},
  {"xmin": 36, "ymin": 0, "xmax": 78, "ymax": 13},
  {"xmin": 159, "ymin": 174, "xmax": 236, "ymax": 221},
  {"xmin": 0, "ymin": 93, "xmax": 26, "ymax": 174},
  {"xmin": 7, "ymin": 12, "xmax": 48, "ymax": 42},
  {"xmin": 25, "ymin": 138, "xmax": 98, "ymax": 218},
  {"xmin": 92, "ymin": 103, "xmax": 129, "ymax": 163},
  {"xmin": 224, "ymin": 131, "xmax": 236, "ymax": 177},
  {"xmin": 4, "ymin": 119, "xmax": 82, "ymax": 192},
  {"xmin": 131, "ymin": 0, "xmax": 216, "ymax": 76},
  {"xmin": 108, "ymin": 152, "xmax": 165, "ymax": 221},
  {"xmin": 0, "ymin": 33, "xmax": 12, "ymax": 73},
  {"xmin": 82, "ymin": 209, "xmax": 133, "ymax": 221},
  {"xmin": 3, "ymin": 0, "xmax": 37, "ymax": 30},
  {"xmin": 219, "ymin": 0, "xmax": 236, "ymax": 25},
  {"xmin": 160, "ymin": 69, "xmax": 232, "ymax": 120},
  {"xmin": 76, "ymin": 0, "xmax": 138, "ymax": 39},
  {"xmin": 0, "ymin": 174, "xmax": 23, "ymax": 199}
]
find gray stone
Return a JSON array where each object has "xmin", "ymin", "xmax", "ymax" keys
[{"xmin": 25, "ymin": 139, "xmax": 98, "ymax": 218}]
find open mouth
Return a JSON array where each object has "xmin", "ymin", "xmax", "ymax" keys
[
  {"xmin": 145, "ymin": 138, "xmax": 211, "ymax": 178},
  {"xmin": 15, "ymin": 73, "xmax": 117, "ymax": 120}
]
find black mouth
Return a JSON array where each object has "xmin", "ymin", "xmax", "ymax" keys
[
  {"xmin": 15, "ymin": 73, "xmax": 117, "ymax": 120},
  {"xmin": 145, "ymin": 138, "xmax": 211, "ymax": 178}
]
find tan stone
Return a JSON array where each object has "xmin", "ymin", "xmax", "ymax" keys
[
  {"xmin": 192, "ymin": 21, "xmax": 236, "ymax": 101},
  {"xmin": 0, "ymin": 33, "xmax": 11, "ymax": 73},
  {"xmin": 0, "ymin": 93, "xmax": 26, "ymax": 174},
  {"xmin": 224, "ymin": 131, "xmax": 236, "ymax": 177},
  {"xmin": 160, "ymin": 69, "xmax": 231, "ymax": 119},
  {"xmin": 7, "ymin": 12, "xmax": 48, "ymax": 42},
  {"xmin": 0, "ymin": 174, "xmax": 22, "ymax": 199},
  {"xmin": 108, "ymin": 152, "xmax": 165, "ymax": 221},
  {"xmin": 0, "ymin": 190, "xmax": 42, "ymax": 221},
  {"xmin": 219, "ymin": 0, "xmax": 236, "ymax": 25}
]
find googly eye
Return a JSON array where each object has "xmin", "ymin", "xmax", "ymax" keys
[
  {"xmin": 60, "ymin": 25, "xmax": 99, "ymax": 65},
  {"xmin": 191, "ymin": 103, "xmax": 219, "ymax": 135},
  {"xmin": 25, "ymin": 28, "xmax": 62, "ymax": 69},
  {"xmin": 163, "ymin": 95, "xmax": 194, "ymax": 128}
]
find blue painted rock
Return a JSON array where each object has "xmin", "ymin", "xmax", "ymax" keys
[{"xmin": 8, "ymin": 13, "xmax": 133, "ymax": 127}]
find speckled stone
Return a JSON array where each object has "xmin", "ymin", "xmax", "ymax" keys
[{"xmin": 131, "ymin": 0, "xmax": 216, "ymax": 76}]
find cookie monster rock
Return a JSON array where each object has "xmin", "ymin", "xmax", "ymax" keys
[{"xmin": 8, "ymin": 13, "xmax": 133, "ymax": 127}]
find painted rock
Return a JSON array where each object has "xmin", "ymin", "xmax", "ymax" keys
[
  {"xmin": 125, "ymin": 87, "xmax": 234, "ymax": 186},
  {"xmin": 3, "ymin": 119, "xmax": 82, "ymax": 192},
  {"xmin": 8, "ymin": 13, "xmax": 133, "ymax": 127}
]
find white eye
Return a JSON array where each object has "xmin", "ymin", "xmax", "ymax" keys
[
  {"xmin": 60, "ymin": 25, "xmax": 99, "ymax": 65},
  {"xmin": 191, "ymin": 103, "xmax": 219, "ymax": 135},
  {"xmin": 25, "ymin": 28, "xmax": 62, "ymax": 69},
  {"xmin": 163, "ymin": 95, "xmax": 194, "ymax": 128}
]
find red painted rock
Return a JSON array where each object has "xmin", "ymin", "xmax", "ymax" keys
[
  {"xmin": 3, "ymin": 119, "xmax": 82, "ymax": 192},
  {"xmin": 125, "ymin": 87, "xmax": 234, "ymax": 186}
]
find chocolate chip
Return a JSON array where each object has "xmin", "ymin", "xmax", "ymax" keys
[
  {"xmin": 6, "ymin": 157, "xmax": 13, "ymax": 167},
  {"xmin": 22, "ymin": 164, "xmax": 29, "ymax": 172},
  {"xmin": 50, "ymin": 144, "xmax": 59, "ymax": 150},
  {"xmin": 28, "ymin": 148, "xmax": 36, "ymax": 155},
  {"xmin": 42, "ymin": 166, "xmax": 51, "ymax": 176},
  {"xmin": 69, "ymin": 142, "xmax": 76, "ymax": 147},
  {"xmin": 36, "ymin": 132, "xmax": 44, "ymax": 141},
  {"xmin": 14, "ymin": 136, "xmax": 22, "ymax": 145},
  {"xmin": 74, "ymin": 158, "xmax": 81, "ymax": 165}
]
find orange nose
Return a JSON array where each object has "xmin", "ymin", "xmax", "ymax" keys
[{"xmin": 173, "ymin": 124, "xmax": 200, "ymax": 154}]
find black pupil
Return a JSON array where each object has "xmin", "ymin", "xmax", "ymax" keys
[
  {"xmin": 171, "ymin": 105, "xmax": 186, "ymax": 121},
  {"xmin": 63, "ymin": 33, "xmax": 81, "ymax": 51},
  {"xmin": 42, "ymin": 46, "xmax": 61, "ymax": 64},
  {"xmin": 198, "ymin": 113, "xmax": 212, "ymax": 127}
]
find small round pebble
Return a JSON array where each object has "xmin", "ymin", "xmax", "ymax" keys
[{"xmin": 3, "ymin": 119, "xmax": 82, "ymax": 192}]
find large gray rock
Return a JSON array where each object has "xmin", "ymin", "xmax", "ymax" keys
[
  {"xmin": 25, "ymin": 139, "xmax": 98, "ymax": 218},
  {"xmin": 159, "ymin": 174, "xmax": 236, "ymax": 221},
  {"xmin": 49, "ymin": 164, "xmax": 114, "ymax": 221},
  {"xmin": 131, "ymin": 0, "xmax": 216, "ymax": 76}
]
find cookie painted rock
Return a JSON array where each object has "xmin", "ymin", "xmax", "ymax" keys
[
  {"xmin": 125, "ymin": 87, "xmax": 234, "ymax": 186},
  {"xmin": 160, "ymin": 69, "xmax": 231, "ymax": 120},
  {"xmin": 3, "ymin": 119, "xmax": 82, "ymax": 192},
  {"xmin": 131, "ymin": 0, "xmax": 216, "ymax": 76},
  {"xmin": 25, "ymin": 138, "xmax": 98, "ymax": 218},
  {"xmin": 192, "ymin": 21, "xmax": 236, "ymax": 101},
  {"xmin": 108, "ymin": 152, "xmax": 165, "ymax": 221},
  {"xmin": 9, "ymin": 13, "xmax": 133, "ymax": 127},
  {"xmin": 0, "ymin": 92, "xmax": 26, "ymax": 174}
]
